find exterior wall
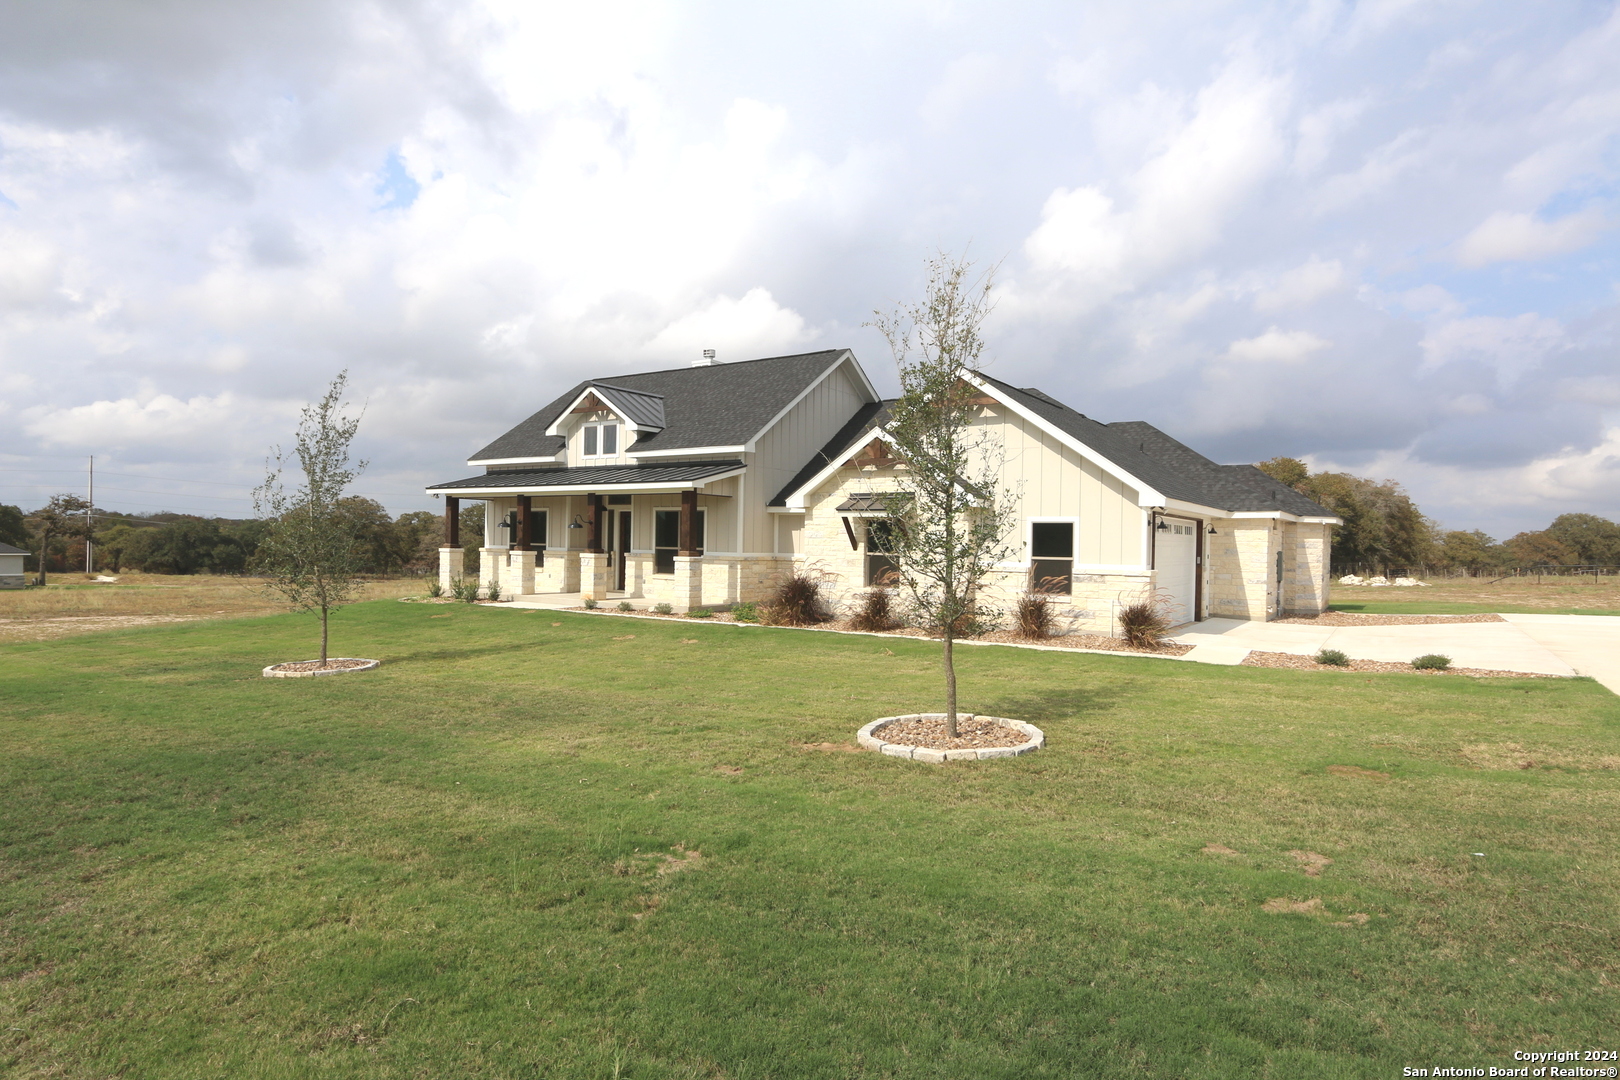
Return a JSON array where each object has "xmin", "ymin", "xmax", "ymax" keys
[
  {"xmin": 747, "ymin": 361, "xmax": 872, "ymax": 553},
  {"xmin": 0, "ymin": 553, "xmax": 25, "ymax": 588},
  {"xmin": 1283, "ymin": 521, "xmax": 1332, "ymax": 615},
  {"xmin": 1205, "ymin": 520, "xmax": 1278, "ymax": 620}
]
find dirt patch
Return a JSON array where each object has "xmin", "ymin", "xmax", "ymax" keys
[
  {"xmin": 1328, "ymin": 764, "xmax": 1393, "ymax": 780},
  {"xmin": 0, "ymin": 614, "xmax": 201, "ymax": 642},
  {"xmin": 871, "ymin": 715, "xmax": 1028, "ymax": 751},
  {"xmin": 800, "ymin": 741, "xmax": 864, "ymax": 753},
  {"xmin": 1202, "ymin": 843, "xmax": 1241, "ymax": 856},
  {"xmin": 1289, "ymin": 850, "xmax": 1333, "ymax": 877},
  {"xmin": 267, "ymin": 658, "xmax": 375, "ymax": 673},
  {"xmin": 1278, "ymin": 612, "xmax": 1504, "ymax": 626},
  {"xmin": 651, "ymin": 845, "xmax": 703, "ymax": 876},
  {"xmin": 1241, "ymin": 650, "xmax": 1564, "ymax": 679},
  {"xmin": 1328, "ymin": 764, "xmax": 1390, "ymax": 781},
  {"xmin": 612, "ymin": 634, "xmax": 636, "ymax": 641},
  {"xmin": 1261, "ymin": 896, "xmax": 1325, "ymax": 915},
  {"xmin": 1458, "ymin": 742, "xmax": 1620, "ymax": 772},
  {"xmin": 713, "ymin": 764, "xmax": 743, "ymax": 775},
  {"xmin": 1332, "ymin": 913, "xmax": 1372, "ymax": 927}
]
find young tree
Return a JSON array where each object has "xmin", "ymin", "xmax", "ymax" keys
[
  {"xmin": 26, "ymin": 494, "xmax": 95, "ymax": 585},
  {"xmin": 869, "ymin": 254, "xmax": 1020, "ymax": 737},
  {"xmin": 252, "ymin": 372, "xmax": 369, "ymax": 666}
]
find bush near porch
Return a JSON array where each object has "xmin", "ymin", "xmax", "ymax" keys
[{"xmin": 2, "ymin": 602, "xmax": 1616, "ymax": 1078}]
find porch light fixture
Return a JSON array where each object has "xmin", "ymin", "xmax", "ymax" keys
[
  {"xmin": 1207, "ymin": 525, "xmax": 1217, "ymax": 535},
  {"xmin": 1156, "ymin": 520, "xmax": 1170, "ymax": 531},
  {"xmin": 568, "ymin": 515, "xmax": 587, "ymax": 530}
]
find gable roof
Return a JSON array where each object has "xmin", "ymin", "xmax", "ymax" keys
[
  {"xmin": 773, "ymin": 375, "xmax": 1337, "ymax": 519},
  {"xmin": 0, "ymin": 542, "xmax": 27, "ymax": 555},
  {"xmin": 470, "ymin": 349, "xmax": 852, "ymax": 463}
]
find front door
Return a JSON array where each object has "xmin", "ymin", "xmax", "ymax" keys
[{"xmin": 615, "ymin": 510, "xmax": 631, "ymax": 591}]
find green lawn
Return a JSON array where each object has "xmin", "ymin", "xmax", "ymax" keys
[
  {"xmin": 3, "ymin": 603, "xmax": 1618, "ymax": 1078},
  {"xmin": 1332, "ymin": 601, "xmax": 1620, "ymax": 616}
]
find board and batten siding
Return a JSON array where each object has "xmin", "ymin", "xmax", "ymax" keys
[
  {"xmin": 971, "ymin": 408, "xmax": 1145, "ymax": 568},
  {"xmin": 745, "ymin": 360, "xmax": 874, "ymax": 553}
]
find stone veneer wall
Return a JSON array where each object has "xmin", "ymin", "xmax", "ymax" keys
[
  {"xmin": 1202, "ymin": 520, "xmax": 1276, "ymax": 620},
  {"xmin": 1283, "ymin": 521, "xmax": 1332, "ymax": 616},
  {"xmin": 0, "ymin": 575, "xmax": 25, "ymax": 589}
]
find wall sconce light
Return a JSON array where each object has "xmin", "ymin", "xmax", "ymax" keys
[
  {"xmin": 568, "ymin": 515, "xmax": 586, "ymax": 530},
  {"xmin": 1156, "ymin": 520, "xmax": 1170, "ymax": 531},
  {"xmin": 1207, "ymin": 525, "xmax": 1217, "ymax": 535}
]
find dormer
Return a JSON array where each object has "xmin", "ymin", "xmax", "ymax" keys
[{"xmin": 545, "ymin": 384, "xmax": 667, "ymax": 465}]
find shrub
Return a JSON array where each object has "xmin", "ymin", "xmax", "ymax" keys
[
  {"xmin": 616, "ymin": 601, "xmax": 633, "ymax": 612},
  {"xmin": 427, "ymin": 579, "xmax": 444, "ymax": 598},
  {"xmin": 688, "ymin": 608, "xmax": 713, "ymax": 619},
  {"xmin": 848, "ymin": 588, "xmax": 896, "ymax": 632},
  {"xmin": 583, "ymin": 597, "xmax": 597, "ymax": 610},
  {"xmin": 1117, "ymin": 591, "xmax": 1172, "ymax": 648},
  {"xmin": 1412, "ymin": 653, "xmax": 1452, "ymax": 670},
  {"xmin": 731, "ymin": 601, "xmax": 759, "ymax": 623},
  {"xmin": 1315, "ymin": 648, "xmax": 1350, "ymax": 667},
  {"xmin": 1014, "ymin": 590, "xmax": 1053, "ymax": 639},
  {"xmin": 653, "ymin": 602, "xmax": 673, "ymax": 615},
  {"xmin": 764, "ymin": 569, "xmax": 829, "ymax": 627},
  {"xmin": 451, "ymin": 577, "xmax": 478, "ymax": 602},
  {"xmin": 484, "ymin": 581, "xmax": 502, "ymax": 603}
]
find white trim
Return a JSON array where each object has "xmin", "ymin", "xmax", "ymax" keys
[
  {"xmin": 960, "ymin": 372, "xmax": 1165, "ymax": 506},
  {"xmin": 741, "ymin": 350, "xmax": 876, "ymax": 453},
  {"xmin": 466, "ymin": 455, "xmax": 562, "ymax": 467},
  {"xmin": 1228, "ymin": 510, "xmax": 1344, "ymax": 525},
  {"xmin": 579, "ymin": 421, "xmax": 621, "ymax": 459},
  {"xmin": 628, "ymin": 444, "xmax": 748, "ymax": 458},
  {"xmin": 1164, "ymin": 497, "xmax": 1228, "ymax": 519},
  {"xmin": 1025, "ymin": 516, "xmax": 1079, "ymax": 559}
]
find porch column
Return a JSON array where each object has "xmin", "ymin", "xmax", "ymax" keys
[
  {"xmin": 516, "ymin": 496, "xmax": 534, "ymax": 550},
  {"xmin": 444, "ymin": 496, "xmax": 460, "ymax": 546},
  {"xmin": 587, "ymin": 492, "xmax": 604, "ymax": 553},
  {"xmin": 678, "ymin": 488, "xmax": 698, "ymax": 555},
  {"xmin": 438, "ymin": 545, "xmax": 464, "ymax": 592}
]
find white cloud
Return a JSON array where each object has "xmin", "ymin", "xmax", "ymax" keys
[
  {"xmin": 22, "ymin": 391, "xmax": 283, "ymax": 451},
  {"xmin": 1254, "ymin": 257, "xmax": 1345, "ymax": 310},
  {"xmin": 643, "ymin": 288, "xmax": 815, "ymax": 361},
  {"xmin": 1420, "ymin": 313, "xmax": 1568, "ymax": 386},
  {"xmin": 1455, "ymin": 208, "xmax": 1610, "ymax": 268},
  {"xmin": 1221, "ymin": 327, "xmax": 1331, "ymax": 364},
  {"xmin": 920, "ymin": 53, "xmax": 1008, "ymax": 130}
]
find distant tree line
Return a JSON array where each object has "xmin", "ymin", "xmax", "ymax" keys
[
  {"xmin": 0, "ymin": 497, "xmax": 448, "ymax": 578},
  {"xmin": 1256, "ymin": 457, "xmax": 1620, "ymax": 574}
]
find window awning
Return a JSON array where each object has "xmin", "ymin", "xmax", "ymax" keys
[
  {"xmin": 835, "ymin": 492, "xmax": 908, "ymax": 515},
  {"xmin": 426, "ymin": 460, "xmax": 743, "ymax": 497}
]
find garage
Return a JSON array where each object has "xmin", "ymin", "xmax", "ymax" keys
[{"xmin": 1156, "ymin": 521, "xmax": 1200, "ymax": 626}]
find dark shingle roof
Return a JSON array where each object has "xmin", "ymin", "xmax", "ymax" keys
[
  {"xmin": 427, "ymin": 461, "xmax": 743, "ymax": 492},
  {"xmin": 0, "ymin": 542, "xmax": 27, "ymax": 555},
  {"xmin": 770, "ymin": 374, "xmax": 1335, "ymax": 518},
  {"xmin": 470, "ymin": 350, "xmax": 849, "ymax": 462}
]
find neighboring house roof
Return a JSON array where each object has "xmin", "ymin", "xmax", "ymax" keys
[
  {"xmin": 0, "ymin": 542, "xmax": 27, "ymax": 555},
  {"xmin": 470, "ymin": 349, "xmax": 852, "ymax": 462},
  {"xmin": 427, "ymin": 460, "xmax": 744, "ymax": 494},
  {"xmin": 772, "ymin": 374, "xmax": 1337, "ymax": 519}
]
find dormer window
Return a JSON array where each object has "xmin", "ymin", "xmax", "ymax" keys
[{"xmin": 583, "ymin": 422, "xmax": 619, "ymax": 457}]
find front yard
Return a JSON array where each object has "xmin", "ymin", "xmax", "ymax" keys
[{"xmin": 2, "ymin": 601, "xmax": 1616, "ymax": 1077}]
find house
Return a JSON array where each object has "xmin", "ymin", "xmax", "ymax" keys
[
  {"xmin": 0, "ymin": 542, "xmax": 27, "ymax": 589},
  {"xmin": 425, "ymin": 349, "xmax": 1341, "ymax": 628}
]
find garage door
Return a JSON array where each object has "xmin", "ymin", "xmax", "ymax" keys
[{"xmin": 1157, "ymin": 522, "xmax": 1198, "ymax": 626}]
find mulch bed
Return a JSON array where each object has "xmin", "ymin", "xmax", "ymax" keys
[
  {"xmin": 1240, "ymin": 650, "xmax": 1563, "ymax": 678},
  {"xmin": 267, "ymin": 659, "xmax": 375, "ymax": 673},
  {"xmin": 873, "ymin": 715, "xmax": 1028, "ymax": 751},
  {"xmin": 1275, "ymin": 612, "xmax": 1505, "ymax": 626},
  {"xmin": 564, "ymin": 607, "xmax": 1192, "ymax": 656}
]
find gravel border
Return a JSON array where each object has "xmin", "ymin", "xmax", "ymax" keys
[
  {"xmin": 262, "ymin": 658, "xmax": 381, "ymax": 678},
  {"xmin": 1239, "ymin": 650, "xmax": 1564, "ymax": 679},
  {"xmin": 857, "ymin": 714, "xmax": 1045, "ymax": 762},
  {"xmin": 1275, "ymin": 612, "xmax": 1505, "ymax": 626}
]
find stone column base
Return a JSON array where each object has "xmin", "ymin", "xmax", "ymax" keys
[
  {"xmin": 673, "ymin": 555, "xmax": 703, "ymax": 612},
  {"xmin": 438, "ymin": 547, "xmax": 464, "ymax": 592},
  {"xmin": 480, "ymin": 547, "xmax": 505, "ymax": 596},
  {"xmin": 508, "ymin": 549, "xmax": 536, "ymax": 596},
  {"xmin": 579, "ymin": 551, "xmax": 610, "ymax": 601}
]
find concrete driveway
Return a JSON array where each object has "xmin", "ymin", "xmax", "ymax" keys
[{"xmin": 1170, "ymin": 613, "xmax": 1620, "ymax": 695}]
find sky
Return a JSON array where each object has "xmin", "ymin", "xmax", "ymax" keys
[{"xmin": 1, "ymin": 0, "xmax": 1617, "ymax": 540}]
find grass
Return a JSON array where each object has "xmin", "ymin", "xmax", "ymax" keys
[
  {"xmin": 1332, "ymin": 575, "xmax": 1620, "ymax": 616},
  {"xmin": 2, "ymin": 601, "xmax": 1618, "ymax": 1077}
]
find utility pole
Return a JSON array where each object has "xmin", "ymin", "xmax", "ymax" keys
[{"xmin": 85, "ymin": 455, "xmax": 94, "ymax": 574}]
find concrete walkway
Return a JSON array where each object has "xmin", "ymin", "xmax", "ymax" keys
[{"xmin": 1170, "ymin": 614, "xmax": 1620, "ymax": 694}]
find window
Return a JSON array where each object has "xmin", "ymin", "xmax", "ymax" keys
[
  {"xmin": 653, "ymin": 508, "xmax": 704, "ymax": 574},
  {"xmin": 1030, "ymin": 521, "xmax": 1073, "ymax": 594},
  {"xmin": 582, "ymin": 423, "xmax": 619, "ymax": 458},
  {"xmin": 865, "ymin": 519, "xmax": 900, "ymax": 586}
]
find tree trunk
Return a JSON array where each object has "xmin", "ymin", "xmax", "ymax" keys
[
  {"xmin": 320, "ymin": 606, "xmax": 329, "ymax": 666},
  {"xmin": 36, "ymin": 532, "xmax": 48, "ymax": 586},
  {"xmin": 943, "ymin": 630, "xmax": 958, "ymax": 737}
]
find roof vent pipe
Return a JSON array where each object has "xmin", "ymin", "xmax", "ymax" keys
[{"xmin": 692, "ymin": 348, "xmax": 719, "ymax": 367}]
